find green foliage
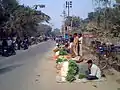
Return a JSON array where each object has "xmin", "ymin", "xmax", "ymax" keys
[
  {"xmin": 78, "ymin": 74, "xmax": 86, "ymax": 79},
  {"xmin": 59, "ymin": 49, "xmax": 68, "ymax": 55},
  {"xmin": 116, "ymin": 0, "xmax": 120, "ymax": 3},
  {"xmin": 56, "ymin": 58, "xmax": 67, "ymax": 64},
  {"xmin": 82, "ymin": 0, "xmax": 120, "ymax": 41},
  {"xmin": 0, "ymin": 0, "xmax": 51, "ymax": 38},
  {"xmin": 37, "ymin": 24, "xmax": 52, "ymax": 36},
  {"xmin": 66, "ymin": 74, "xmax": 76, "ymax": 82},
  {"xmin": 65, "ymin": 16, "xmax": 82, "ymax": 28},
  {"xmin": 66, "ymin": 60, "xmax": 79, "ymax": 82},
  {"xmin": 52, "ymin": 28, "xmax": 61, "ymax": 36},
  {"xmin": 68, "ymin": 60, "xmax": 79, "ymax": 75}
]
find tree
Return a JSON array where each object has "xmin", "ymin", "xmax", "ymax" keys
[
  {"xmin": 37, "ymin": 24, "xmax": 52, "ymax": 36},
  {"xmin": 65, "ymin": 16, "xmax": 82, "ymax": 28},
  {"xmin": 52, "ymin": 28, "xmax": 61, "ymax": 36},
  {"xmin": 0, "ymin": 0, "xmax": 51, "ymax": 38},
  {"xmin": 82, "ymin": 0, "xmax": 120, "ymax": 42}
]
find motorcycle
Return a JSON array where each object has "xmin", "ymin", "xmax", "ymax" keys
[{"xmin": 2, "ymin": 46, "xmax": 16, "ymax": 57}]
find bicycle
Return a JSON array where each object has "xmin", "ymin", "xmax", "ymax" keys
[{"xmin": 98, "ymin": 44, "xmax": 120, "ymax": 70}]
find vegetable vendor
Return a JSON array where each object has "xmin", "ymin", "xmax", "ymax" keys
[{"xmin": 86, "ymin": 60, "xmax": 101, "ymax": 80}]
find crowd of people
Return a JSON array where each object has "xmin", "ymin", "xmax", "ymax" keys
[
  {"xmin": 55, "ymin": 33, "xmax": 83, "ymax": 58},
  {"xmin": 0, "ymin": 36, "xmax": 49, "ymax": 57},
  {"xmin": 0, "ymin": 37, "xmax": 29, "ymax": 57}
]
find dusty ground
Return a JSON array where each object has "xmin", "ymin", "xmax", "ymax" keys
[{"xmin": 33, "ymin": 47, "xmax": 120, "ymax": 90}]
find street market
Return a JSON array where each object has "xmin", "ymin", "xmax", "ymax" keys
[{"xmin": 52, "ymin": 33, "xmax": 107, "ymax": 83}]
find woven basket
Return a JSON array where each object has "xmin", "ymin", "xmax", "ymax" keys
[{"xmin": 53, "ymin": 48, "xmax": 59, "ymax": 53}]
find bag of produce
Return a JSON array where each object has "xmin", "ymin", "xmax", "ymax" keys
[
  {"xmin": 55, "ymin": 51, "xmax": 60, "ymax": 56},
  {"xmin": 60, "ymin": 61, "xmax": 69, "ymax": 77},
  {"xmin": 56, "ymin": 75, "xmax": 66, "ymax": 83},
  {"xmin": 56, "ymin": 63, "xmax": 62, "ymax": 70},
  {"xmin": 53, "ymin": 48, "xmax": 59, "ymax": 53}
]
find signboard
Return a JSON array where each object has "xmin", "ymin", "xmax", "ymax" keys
[
  {"xmin": 83, "ymin": 34, "xmax": 95, "ymax": 38},
  {"xmin": 39, "ymin": 5, "xmax": 45, "ymax": 8},
  {"xmin": 64, "ymin": 33, "xmax": 69, "ymax": 40}
]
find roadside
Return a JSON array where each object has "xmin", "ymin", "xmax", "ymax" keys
[{"xmin": 33, "ymin": 45, "xmax": 120, "ymax": 90}]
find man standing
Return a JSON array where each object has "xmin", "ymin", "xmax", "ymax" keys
[
  {"xmin": 73, "ymin": 33, "xmax": 79, "ymax": 56},
  {"xmin": 69, "ymin": 35, "xmax": 75, "ymax": 58},
  {"xmin": 78, "ymin": 33, "xmax": 83, "ymax": 56}
]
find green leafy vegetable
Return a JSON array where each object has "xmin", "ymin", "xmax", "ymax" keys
[
  {"xmin": 66, "ymin": 60, "xmax": 79, "ymax": 82},
  {"xmin": 59, "ymin": 49, "xmax": 68, "ymax": 55},
  {"xmin": 56, "ymin": 57, "xmax": 67, "ymax": 64},
  {"xmin": 66, "ymin": 75, "xmax": 76, "ymax": 82},
  {"xmin": 78, "ymin": 74, "xmax": 86, "ymax": 79}
]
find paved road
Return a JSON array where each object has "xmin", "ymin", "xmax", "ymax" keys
[{"xmin": 0, "ymin": 40, "xmax": 55, "ymax": 90}]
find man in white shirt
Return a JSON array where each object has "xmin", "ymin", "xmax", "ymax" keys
[
  {"xmin": 86, "ymin": 60, "xmax": 101, "ymax": 80},
  {"xmin": 78, "ymin": 33, "xmax": 83, "ymax": 56}
]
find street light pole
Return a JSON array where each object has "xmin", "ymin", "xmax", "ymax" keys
[
  {"xmin": 65, "ymin": 1, "xmax": 72, "ymax": 35},
  {"xmin": 68, "ymin": 3, "xmax": 70, "ymax": 17},
  {"xmin": 66, "ymin": 1, "xmax": 72, "ymax": 17}
]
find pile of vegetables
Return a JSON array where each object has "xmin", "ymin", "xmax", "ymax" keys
[
  {"xmin": 59, "ymin": 49, "xmax": 68, "ymax": 55},
  {"xmin": 66, "ymin": 60, "xmax": 79, "ymax": 82},
  {"xmin": 54, "ymin": 46, "xmax": 82, "ymax": 83},
  {"xmin": 56, "ymin": 57, "xmax": 67, "ymax": 64}
]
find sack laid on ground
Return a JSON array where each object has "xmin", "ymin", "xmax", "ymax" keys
[
  {"xmin": 60, "ymin": 61, "xmax": 69, "ymax": 77},
  {"xmin": 56, "ymin": 61, "xmax": 69, "ymax": 83},
  {"xmin": 56, "ymin": 63, "xmax": 62, "ymax": 70},
  {"xmin": 56, "ymin": 75, "xmax": 66, "ymax": 83},
  {"xmin": 55, "ymin": 51, "xmax": 60, "ymax": 56}
]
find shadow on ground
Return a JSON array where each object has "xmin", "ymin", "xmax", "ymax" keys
[{"xmin": 0, "ymin": 64, "xmax": 23, "ymax": 75}]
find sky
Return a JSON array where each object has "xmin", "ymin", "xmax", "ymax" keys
[{"xmin": 19, "ymin": 0, "xmax": 94, "ymax": 29}]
